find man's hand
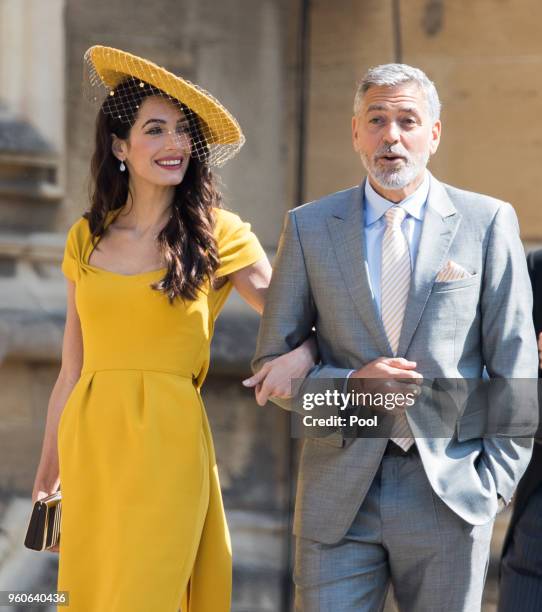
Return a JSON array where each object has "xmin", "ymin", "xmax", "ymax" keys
[
  {"xmin": 350, "ymin": 356, "xmax": 421, "ymax": 378},
  {"xmin": 349, "ymin": 357, "xmax": 423, "ymax": 412}
]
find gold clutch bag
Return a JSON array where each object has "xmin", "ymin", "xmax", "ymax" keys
[{"xmin": 24, "ymin": 490, "xmax": 61, "ymax": 551}]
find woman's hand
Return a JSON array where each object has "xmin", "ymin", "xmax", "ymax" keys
[
  {"xmin": 32, "ymin": 486, "xmax": 51, "ymax": 506},
  {"xmin": 243, "ymin": 336, "xmax": 318, "ymax": 406}
]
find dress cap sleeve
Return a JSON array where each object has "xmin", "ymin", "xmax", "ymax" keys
[
  {"xmin": 215, "ymin": 208, "xmax": 266, "ymax": 278},
  {"xmin": 61, "ymin": 218, "xmax": 85, "ymax": 282}
]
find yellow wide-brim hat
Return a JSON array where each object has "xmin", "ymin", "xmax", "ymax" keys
[{"xmin": 84, "ymin": 45, "xmax": 245, "ymax": 166}]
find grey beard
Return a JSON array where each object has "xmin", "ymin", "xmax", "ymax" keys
[{"xmin": 361, "ymin": 150, "xmax": 430, "ymax": 191}]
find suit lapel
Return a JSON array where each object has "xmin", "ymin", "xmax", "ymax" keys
[
  {"xmin": 396, "ymin": 176, "xmax": 462, "ymax": 357},
  {"xmin": 326, "ymin": 183, "xmax": 392, "ymax": 356}
]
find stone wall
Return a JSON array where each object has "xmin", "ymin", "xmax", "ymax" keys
[
  {"xmin": 305, "ymin": 0, "xmax": 542, "ymax": 243},
  {"xmin": 62, "ymin": 0, "xmax": 299, "ymax": 247}
]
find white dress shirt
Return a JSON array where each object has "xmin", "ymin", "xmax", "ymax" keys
[
  {"xmin": 345, "ymin": 171, "xmax": 430, "ymax": 381},
  {"xmin": 364, "ymin": 171, "xmax": 430, "ymax": 315}
]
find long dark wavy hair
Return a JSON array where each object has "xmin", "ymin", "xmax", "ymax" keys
[{"xmin": 83, "ymin": 77, "xmax": 222, "ymax": 303}]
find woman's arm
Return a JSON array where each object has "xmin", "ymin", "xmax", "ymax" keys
[
  {"xmin": 242, "ymin": 336, "xmax": 318, "ymax": 405},
  {"xmin": 228, "ymin": 258, "xmax": 319, "ymax": 404},
  {"xmin": 32, "ymin": 280, "xmax": 83, "ymax": 504},
  {"xmin": 228, "ymin": 256, "xmax": 272, "ymax": 315}
]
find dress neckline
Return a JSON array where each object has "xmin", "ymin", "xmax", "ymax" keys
[{"xmin": 84, "ymin": 210, "xmax": 167, "ymax": 278}]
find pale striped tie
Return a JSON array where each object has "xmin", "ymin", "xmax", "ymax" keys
[{"xmin": 381, "ymin": 206, "xmax": 414, "ymax": 451}]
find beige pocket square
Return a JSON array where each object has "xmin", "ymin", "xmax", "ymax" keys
[{"xmin": 435, "ymin": 260, "xmax": 473, "ymax": 282}]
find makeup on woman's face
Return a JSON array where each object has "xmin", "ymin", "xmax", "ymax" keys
[{"xmin": 120, "ymin": 96, "xmax": 192, "ymax": 187}]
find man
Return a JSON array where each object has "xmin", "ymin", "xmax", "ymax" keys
[
  {"xmin": 498, "ymin": 249, "xmax": 542, "ymax": 611},
  {"xmin": 248, "ymin": 64, "xmax": 538, "ymax": 610}
]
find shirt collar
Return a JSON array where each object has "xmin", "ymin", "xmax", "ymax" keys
[{"xmin": 363, "ymin": 171, "xmax": 430, "ymax": 226}]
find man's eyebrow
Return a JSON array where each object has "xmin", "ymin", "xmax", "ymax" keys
[
  {"xmin": 397, "ymin": 107, "xmax": 421, "ymax": 115},
  {"xmin": 366, "ymin": 104, "xmax": 387, "ymax": 113},
  {"xmin": 366, "ymin": 104, "xmax": 421, "ymax": 115}
]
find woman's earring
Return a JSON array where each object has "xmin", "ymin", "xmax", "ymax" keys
[{"xmin": 119, "ymin": 161, "xmax": 126, "ymax": 172}]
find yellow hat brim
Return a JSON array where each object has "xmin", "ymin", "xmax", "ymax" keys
[{"xmin": 85, "ymin": 45, "xmax": 243, "ymax": 146}]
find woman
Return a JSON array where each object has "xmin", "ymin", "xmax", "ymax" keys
[{"xmin": 31, "ymin": 46, "xmax": 316, "ymax": 612}]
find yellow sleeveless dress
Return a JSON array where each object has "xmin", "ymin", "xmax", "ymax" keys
[{"xmin": 57, "ymin": 208, "xmax": 265, "ymax": 611}]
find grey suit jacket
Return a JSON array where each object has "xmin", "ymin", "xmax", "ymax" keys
[{"xmin": 253, "ymin": 174, "xmax": 538, "ymax": 544}]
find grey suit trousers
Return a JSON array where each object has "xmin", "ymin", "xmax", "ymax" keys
[{"xmin": 294, "ymin": 451, "xmax": 495, "ymax": 612}]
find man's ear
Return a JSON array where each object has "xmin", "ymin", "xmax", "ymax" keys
[
  {"xmin": 352, "ymin": 115, "xmax": 361, "ymax": 153},
  {"xmin": 429, "ymin": 120, "xmax": 442, "ymax": 155},
  {"xmin": 111, "ymin": 133, "xmax": 127, "ymax": 161}
]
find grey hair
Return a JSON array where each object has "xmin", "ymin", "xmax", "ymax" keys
[{"xmin": 353, "ymin": 63, "xmax": 441, "ymax": 122}]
